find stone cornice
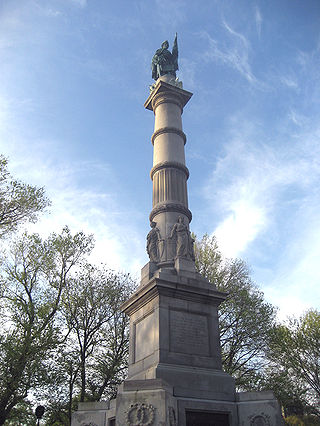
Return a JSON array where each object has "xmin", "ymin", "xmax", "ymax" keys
[
  {"xmin": 121, "ymin": 283, "xmax": 159, "ymax": 316},
  {"xmin": 122, "ymin": 276, "xmax": 226, "ymax": 316},
  {"xmin": 151, "ymin": 127, "xmax": 186, "ymax": 145},
  {"xmin": 149, "ymin": 203, "xmax": 192, "ymax": 222},
  {"xmin": 144, "ymin": 80, "xmax": 193, "ymax": 111},
  {"xmin": 150, "ymin": 161, "xmax": 189, "ymax": 180}
]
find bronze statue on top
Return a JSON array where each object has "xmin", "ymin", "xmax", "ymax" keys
[{"xmin": 151, "ymin": 33, "xmax": 178, "ymax": 81}]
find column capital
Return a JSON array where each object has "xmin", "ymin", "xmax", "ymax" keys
[{"xmin": 144, "ymin": 80, "xmax": 193, "ymax": 112}]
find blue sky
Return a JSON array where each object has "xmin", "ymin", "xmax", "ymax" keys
[{"xmin": 1, "ymin": 0, "xmax": 320, "ymax": 319}]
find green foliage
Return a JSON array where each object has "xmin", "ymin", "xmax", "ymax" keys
[
  {"xmin": 267, "ymin": 310, "xmax": 320, "ymax": 416},
  {"xmin": 285, "ymin": 415, "xmax": 320, "ymax": 425},
  {"xmin": 0, "ymin": 156, "xmax": 50, "ymax": 237},
  {"xmin": 0, "ymin": 227, "xmax": 93, "ymax": 425},
  {"xmin": 43, "ymin": 399, "xmax": 70, "ymax": 426},
  {"xmin": 285, "ymin": 416, "xmax": 305, "ymax": 426},
  {"xmin": 0, "ymin": 158, "xmax": 135, "ymax": 423},
  {"xmin": 63, "ymin": 264, "xmax": 134, "ymax": 401},
  {"xmin": 195, "ymin": 233, "xmax": 320, "ymax": 417},
  {"xmin": 194, "ymin": 234, "xmax": 277, "ymax": 390},
  {"xmin": 36, "ymin": 263, "xmax": 135, "ymax": 425},
  {"xmin": 4, "ymin": 400, "xmax": 36, "ymax": 426}
]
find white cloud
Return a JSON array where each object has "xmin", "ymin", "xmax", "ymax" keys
[
  {"xmin": 204, "ymin": 112, "xmax": 320, "ymax": 253},
  {"xmin": 199, "ymin": 24, "xmax": 258, "ymax": 85},
  {"xmin": 155, "ymin": 0, "xmax": 187, "ymax": 28},
  {"xmin": 179, "ymin": 58, "xmax": 196, "ymax": 90},
  {"xmin": 265, "ymin": 202, "xmax": 320, "ymax": 318},
  {"xmin": 280, "ymin": 75, "xmax": 298, "ymax": 90},
  {"xmin": 0, "ymin": 123, "xmax": 145, "ymax": 279},
  {"xmin": 203, "ymin": 113, "xmax": 320, "ymax": 315},
  {"xmin": 288, "ymin": 109, "xmax": 306, "ymax": 126},
  {"xmin": 0, "ymin": 96, "xmax": 10, "ymax": 131},
  {"xmin": 265, "ymin": 288, "xmax": 313, "ymax": 322},
  {"xmin": 20, "ymin": 157, "xmax": 145, "ymax": 277},
  {"xmin": 69, "ymin": 0, "xmax": 87, "ymax": 8},
  {"xmin": 214, "ymin": 200, "xmax": 266, "ymax": 258},
  {"xmin": 255, "ymin": 6, "xmax": 262, "ymax": 39},
  {"xmin": 44, "ymin": 9, "xmax": 62, "ymax": 18}
]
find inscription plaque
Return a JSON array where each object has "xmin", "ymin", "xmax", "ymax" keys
[
  {"xmin": 186, "ymin": 411, "xmax": 229, "ymax": 426},
  {"xmin": 135, "ymin": 311, "xmax": 155, "ymax": 362},
  {"xmin": 169, "ymin": 310, "xmax": 209, "ymax": 356}
]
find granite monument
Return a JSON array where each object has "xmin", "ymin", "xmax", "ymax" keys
[{"xmin": 72, "ymin": 34, "xmax": 283, "ymax": 426}]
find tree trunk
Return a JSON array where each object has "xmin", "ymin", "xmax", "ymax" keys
[{"xmin": 80, "ymin": 353, "xmax": 86, "ymax": 402}]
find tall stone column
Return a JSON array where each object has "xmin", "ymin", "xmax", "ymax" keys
[
  {"xmin": 145, "ymin": 75, "xmax": 195, "ymax": 272},
  {"xmin": 71, "ymin": 39, "xmax": 284, "ymax": 426},
  {"xmin": 114, "ymin": 77, "xmax": 239, "ymax": 426}
]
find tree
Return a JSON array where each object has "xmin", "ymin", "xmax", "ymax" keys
[
  {"xmin": 39, "ymin": 264, "xmax": 135, "ymax": 425},
  {"xmin": 284, "ymin": 415, "xmax": 320, "ymax": 425},
  {"xmin": 63, "ymin": 265, "xmax": 133, "ymax": 405},
  {"xmin": 0, "ymin": 227, "xmax": 93, "ymax": 425},
  {"xmin": 3, "ymin": 400, "xmax": 36, "ymax": 426},
  {"xmin": 194, "ymin": 234, "xmax": 277, "ymax": 389},
  {"xmin": 267, "ymin": 310, "xmax": 320, "ymax": 417},
  {"xmin": 259, "ymin": 364, "xmax": 309, "ymax": 416},
  {"xmin": 0, "ymin": 156, "xmax": 50, "ymax": 237}
]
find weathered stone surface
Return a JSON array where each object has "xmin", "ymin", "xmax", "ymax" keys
[
  {"xmin": 72, "ymin": 411, "xmax": 105, "ymax": 426},
  {"xmin": 145, "ymin": 78, "xmax": 194, "ymax": 268},
  {"xmin": 169, "ymin": 309, "xmax": 210, "ymax": 356},
  {"xmin": 237, "ymin": 391, "xmax": 285, "ymax": 425},
  {"xmin": 71, "ymin": 401, "xmax": 114, "ymax": 426},
  {"xmin": 135, "ymin": 310, "xmax": 156, "ymax": 362},
  {"xmin": 115, "ymin": 379, "xmax": 177, "ymax": 426},
  {"xmin": 146, "ymin": 221, "xmax": 162, "ymax": 262},
  {"xmin": 140, "ymin": 261, "xmax": 158, "ymax": 287},
  {"xmin": 174, "ymin": 257, "xmax": 196, "ymax": 275}
]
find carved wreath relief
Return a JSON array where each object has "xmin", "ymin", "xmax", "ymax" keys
[
  {"xmin": 249, "ymin": 413, "xmax": 271, "ymax": 426},
  {"xmin": 126, "ymin": 403, "xmax": 155, "ymax": 426}
]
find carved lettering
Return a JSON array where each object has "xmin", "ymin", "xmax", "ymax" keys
[{"xmin": 170, "ymin": 310, "xmax": 209, "ymax": 356}]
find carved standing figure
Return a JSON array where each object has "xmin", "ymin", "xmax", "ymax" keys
[
  {"xmin": 146, "ymin": 221, "xmax": 161, "ymax": 262},
  {"xmin": 151, "ymin": 33, "xmax": 178, "ymax": 80},
  {"xmin": 170, "ymin": 216, "xmax": 195, "ymax": 259}
]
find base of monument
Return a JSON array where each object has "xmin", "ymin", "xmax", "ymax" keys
[
  {"xmin": 71, "ymin": 264, "xmax": 284, "ymax": 425},
  {"xmin": 115, "ymin": 379, "xmax": 177, "ymax": 426},
  {"xmin": 71, "ymin": 381, "xmax": 284, "ymax": 426},
  {"xmin": 129, "ymin": 363, "xmax": 236, "ymax": 401},
  {"xmin": 71, "ymin": 400, "xmax": 115, "ymax": 426}
]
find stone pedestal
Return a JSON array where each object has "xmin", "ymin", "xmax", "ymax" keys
[
  {"xmin": 122, "ymin": 267, "xmax": 235, "ymax": 401},
  {"xmin": 71, "ymin": 401, "xmax": 115, "ymax": 426},
  {"xmin": 237, "ymin": 391, "xmax": 285, "ymax": 426},
  {"xmin": 111, "ymin": 266, "xmax": 283, "ymax": 425},
  {"xmin": 115, "ymin": 379, "xmax": 177, "ymax": 426}
]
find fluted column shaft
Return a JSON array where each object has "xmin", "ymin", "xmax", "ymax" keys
[{"xmin": 145, "ymin": 76, "xmax": 193, "ymax": 264}]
